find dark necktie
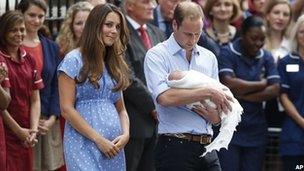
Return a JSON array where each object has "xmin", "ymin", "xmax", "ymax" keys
[
  {"xmin": 138, "ymin": 26, "xmax": 152, "ymax": 49},
  {"xmin": 164, "ymin": 21, "xmax": 173, "ymax": 38}
]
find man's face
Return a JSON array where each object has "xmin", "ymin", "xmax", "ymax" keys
[
  {"xmin": 126, "ymin": 0, "xmax": 155, "ymax": 24},
  {"xmin": 158, "ymin": 0, "xmax": 181, "ymax": 21},
  {"xmin": 252, "ymin": 0, "xmax": 266, "ymax": 13},
  {"xmin": 173, "ymin": 17, "xmax": 203, "ymax": 51}
]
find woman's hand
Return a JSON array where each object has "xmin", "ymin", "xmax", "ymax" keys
[
  {"xmin": 16, "ymin": 127, "xmax": 30, "ymax": 143},
  {"xmin": 95, "ymin": 136, "xmax": 120, "ymax": 159},
  {"xmin": 15, "ymin": 127, "xmax": 37, "ymax": 147},
  {"xmin": 112, "ymin": 134, "xmax": 129, "ymax": 150},
  {"xmin": 38, "ymin": 116, "xmax": 56, "ymax": 135},
  {"xmin": 0, "ymin": 62, "xmax": 8, "ymax": 83},
  {"xmin": 26, "ymin": 129, "xmax": 38, "ymax": 147}
]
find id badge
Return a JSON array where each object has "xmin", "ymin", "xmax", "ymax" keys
[{"xmin": 286, "ymin": 64, "xmax": 299, "ymax": 72}]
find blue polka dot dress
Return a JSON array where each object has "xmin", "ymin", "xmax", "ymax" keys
[{"xmin": 58, "ymin": 49, "xmax": 126, "ymax": 171}]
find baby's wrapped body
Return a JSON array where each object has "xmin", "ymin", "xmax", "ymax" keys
[{"xmin": 167, "ymin": 70, "xmax": 243, "ymax": 156}]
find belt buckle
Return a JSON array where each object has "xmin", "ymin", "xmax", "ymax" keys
[
  {"xmin": 199, "ymin": 136, "xmax": 204, "ymax": 144},
  {"xmin": 174, "ymin": 133, "xmax": 186, "ymax": 139},
  {"xmin": 199, "ymin": 136, "xmax": 210, "ymax": 145}
]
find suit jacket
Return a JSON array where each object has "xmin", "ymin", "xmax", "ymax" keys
[
  {"xmin": 124, "ymin": 21, "xmax": 165, "ymax": 138},
  {"xmin": 39, "ymin": 35, "xmax": 61, "ymax": 117},
  {"xmin": 151, "ymin": 7, "xmax": 172, "ymax": 39}
]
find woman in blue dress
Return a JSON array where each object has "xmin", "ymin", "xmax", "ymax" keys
[{"xmin": 58, "ymin": 4, "xmax": 131, "ymax": 171}]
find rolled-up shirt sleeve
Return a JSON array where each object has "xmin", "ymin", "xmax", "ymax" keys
[{"xmin": 144, "ymin": 48, "xmax": 170, "ymax": 102}]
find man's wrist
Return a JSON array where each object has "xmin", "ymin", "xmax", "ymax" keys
[{"xmin": 212, "ymin": 119, "xmax": 221, "ymax": 127}]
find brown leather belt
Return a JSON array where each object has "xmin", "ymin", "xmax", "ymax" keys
[{"xmin": 163, "ymin": 133, "xmax": 212, "ymax": 145}]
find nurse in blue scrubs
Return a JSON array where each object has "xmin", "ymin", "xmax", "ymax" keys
[
  {"xmin": 278, "ymin": 15, "xmax": 304, "ymax": 171},
  {"xmin": 217, "ymin": 16, "xmax": 281, "ymax": 171}
]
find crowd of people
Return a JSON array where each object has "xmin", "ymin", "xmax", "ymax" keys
[{"xmin": 0, "ymin": 0, "xmax": 303, "ymax": 171}]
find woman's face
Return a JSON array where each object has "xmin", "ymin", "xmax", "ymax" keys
[
  {"xmin": 210, "ymin": 0, "xmax": 234, "ymax": 21},
  {"xmin": 6, "ymin": 22, "xmax": 26, "ymax": 48},
  {"xmin": 101, "ymin": 12, "xmax": 121, "ymax": 47},
  {"xmin": 266, "ymin": 3, "xmax": 291, "ymax": 32},
  {"xmin": 297, "ymin": 22, "xmax": 304, "ymax": 49},
  {"xmin": 23, "ymin": 4, "xmax": 45, "ymax": 34},
  {"xmin": 73, "ymin": 10, "xmax": 90, "ymax": 41},
  {"xmin": 242, "ymin": 26, "xmax": 266, "ymax": 57}
]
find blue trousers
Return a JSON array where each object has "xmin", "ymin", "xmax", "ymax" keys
[{"xmin": 155, "ymin": 135, "xmax": 221, "ymax": 171}]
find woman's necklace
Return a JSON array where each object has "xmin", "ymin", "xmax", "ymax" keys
[{"xmin": 212, "ymin": 26, "xmax": 232, "ymax": 45}]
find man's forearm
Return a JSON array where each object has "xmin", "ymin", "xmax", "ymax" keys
[{"xmin": 157, "ymin": 87, "xmax": 213, "ymax": 107}]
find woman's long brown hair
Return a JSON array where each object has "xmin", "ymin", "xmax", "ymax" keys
[{"xmin": 77, "ymin": 3, "xmax": 130, "ymax": 91}]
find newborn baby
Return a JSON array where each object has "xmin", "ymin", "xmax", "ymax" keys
[
  {"xmin": 167, "ymin": 70, "xmax": 220, "ymax": 109},
  {"xmin": 167, "ymin": 70, "xmax": 243, "ymax": 156}
]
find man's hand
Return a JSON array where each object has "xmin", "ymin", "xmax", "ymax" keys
[
  {"xmin": 192, "ymin": 104, "xmax": 221, "ymax": 125},
  {"xmin": 206, "ymin": 88, "xmax": 233, "ymax": 114}
]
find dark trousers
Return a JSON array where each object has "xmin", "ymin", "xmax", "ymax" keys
[
  {"xmin": 265, "ymin": 99, "xmax": 285, "ymax": 128},
  {"xmin": 218, "ymin": 144, "xmax": 266, "ymax": 171},
  {"xmin": 281, "ymin": 155, "xmax": 304, "ymax": 171},
  {"xmin": 125, "ymin": 135, "xmax": 157, "ymax": 171},
  {"xmin": 155, "ymin": 135, "xmax": 221, "ymax": 171}
]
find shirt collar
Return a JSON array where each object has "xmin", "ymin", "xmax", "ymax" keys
[
  {"xmin": 289, "ymin": 53, "xmax": 300, "ymax": 59},
  {"xmin": 0, "ymin": 47, "xmax": 27, "ymax": 62},
  {"xmin": 126, "ymin": 15, "xmax": 147, "ymax": 30},
  {"xmin": 167, "ymin": 34, "xmax": 200, "ymax": 56},
  {"xmin": 281, "ymin": 37, "xmax": 291, "ymax": 51},
  {"xmin": 230, "ymin": 38, "xmax": 264, "ymax": 59}
]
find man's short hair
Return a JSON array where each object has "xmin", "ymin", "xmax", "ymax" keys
[{"xmin": 173, "ymin": 1, "xmax": 204, "ymax": 27}]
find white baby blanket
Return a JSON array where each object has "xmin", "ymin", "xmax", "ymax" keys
[{"xmin": 167, "ymin": 70, "xmax": 243, "ymax": 156}]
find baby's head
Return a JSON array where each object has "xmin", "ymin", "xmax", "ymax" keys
[{"xmin": 168, "ymin": 70, "xmax": 187, "ymax": 81}]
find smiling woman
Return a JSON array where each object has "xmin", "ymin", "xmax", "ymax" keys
[
  {"xmin": 204, "ymin": 0, "xmax": 240, "ymax": 46},
  {"xmin": 263, "ymin": 0, "xmax": 292, "ymax": 133},
  {"xmin": 264, "ymin": 0, "xmax": 292, "ymax": 62},
  {"xmin": 56, "ymin": 1, "xmax": 93, "ymax": 56},
  {"xmin": 17, "ymin": 0, "xmax": 64, "ymax": 170},
  {"xmin": 57, "ymin": 3, "xmax": 131, "ymax": 171},
  {"xmin": 0, "ymin": 10, "xmax": 44, "ymax": 171},
  {"xmin": 217, "ymin": 16, "xmax": 280, "ymax": 171}
]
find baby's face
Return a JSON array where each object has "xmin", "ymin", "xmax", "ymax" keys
[{"xmin": 168, "ymin": 71, "xmax": 187, "ymax": 81}]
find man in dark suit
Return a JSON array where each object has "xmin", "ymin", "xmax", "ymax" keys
[
  {"xmin": 151, "ymin": 0, "xmax": 183, "ymax": 38},
  {"xmin": 122, "ymin": 0, "xmax": 165, "ymax": 171}
]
